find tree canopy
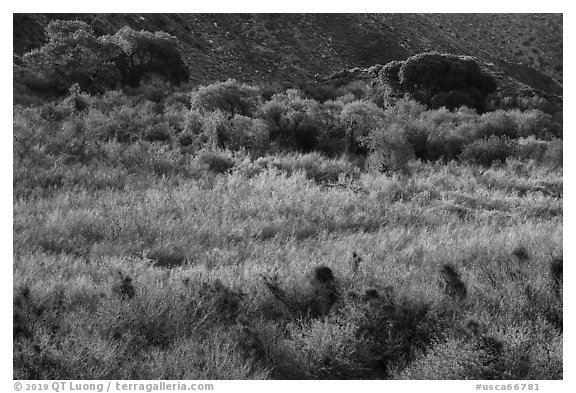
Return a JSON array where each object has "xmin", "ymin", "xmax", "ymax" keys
[
  {"xmin": 190, "ymin": 79, "xmax": 261, "ymax": 117},
  {"xmin": 21, "ymin": 20, "xmax": 190, "ymax": 94},
  {"xmin": 381, "ymin": 52, "xmax": 497, "ymax": 112},
  {"xmin": 105, "ymin": 27, "xmax": 190, "ymax": 88}
]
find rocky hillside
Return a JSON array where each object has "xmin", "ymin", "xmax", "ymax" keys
[{"xmin": 13, "ymin": 13, "xmax": 562, "ymax": 99}]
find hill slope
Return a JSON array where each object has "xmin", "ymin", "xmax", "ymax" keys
[{"xmin": 13, "ymin": 13, "xmax": 562, "ymax": 98}]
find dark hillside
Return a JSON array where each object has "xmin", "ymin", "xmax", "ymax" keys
[{"xmin": 14, "ymin": 13, "xmax": 562, "ymax": 100}]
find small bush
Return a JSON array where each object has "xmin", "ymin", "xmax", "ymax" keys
[
  {"xmin": 364, "ymin": 123, "xmax": 414, "ymax": 173},
  {"xmin": 544, "ymin": 139, "xmax": 563, "ymax": 167},
  {"xmin": 393, "ymin": 337, "xmax": 497, "ymax": 379},
  {"xmin": 148, "ymin": 246, "xmax": 187, "ymax": 268},
  {"xmin": 190, "ymin": 79, "xmax": 261, "ymax": 117},
  {"xmin": 476, "ymin": 111, "xmax": 520, "ymax": 140},
  {"xmin": 516, "ymin": 137, "xmax": 549, "ymax": 162},
  {"xmin": 509, "ymin": 109, "xmax": 562, "ymax": 139},
  {"xmin": 255, "ymin": 153, "xmax": 359, "ymax": 184},
  {"xmin": 195, "ymin": 149, "xmax": 236, "ymax": 174},
  {"xmin": 143, "ymin": 123, "xmax": 173, "ymax": 143},
  {"xmin": 461, "ymin": 136, "xmax": 517, "ymax": 167}
]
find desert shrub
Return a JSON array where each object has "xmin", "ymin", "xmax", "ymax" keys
[
  {"xmin": 164, "ymin": 90, "xmax": 192, "ymax": 109},
  {"xmin": 259, "ymin": 81, "xmax": 285, "ymax": 101},
  {"xmin": 198, "ymin": 110, "xmax": 255, "ymax": 151},
  {"xmin": 418, "ymin": 108, "xmax": 476, "ymax": 161},
  {"xmin": 59, "ymin": 164, "xmax": 129, "ymax": 192},
  {"xmin": 84, "ymin": 104, "xmax": 157, "ymax": 143},
  {"xmin": 123, "ymin": 80, "xmax": 169, "ymax": 103},
  {"xmin": 308, "ymin": 100, "xmax": 347, "ymax": 155},
  {"xmin": 461, "ymin": 136, "xmax": 518, "ymax": 167},
  {"xmin": 102, "ymin": 141, "xmax": 189, "ymax": 177},
  {"xmin": 254, "ymin": 153, "xmax": 359, "ymax": 184},
  {"xmin": 494, "ymin": 317, "xmax": 562, "ymax": 380},
  {"xmin": 508, "ymin": 109, "xmax": 562, "ymax": 139},
  {"xmin": 14, "ymin": 105, "xmax": 57, "ymax": 156},
  {"xmin": 162, "ymin": 103, "xmax": 188, "ymax": 133},
  {"xmin": 143, "ymin": 123, "xmax": 173, "ymax": 143},
  {"xmin": 386, "ymin": 98, "xmax": 428, "ymax": 121},
  {"xmin": 178, "ymin": 109, "xmax": 206, "ymax": 150},
  {"xmin": 393, "ymin": 337, "xmax": 498, "ymax": 379},
  {"xmin": 275, "ymin": 317, "xmax": 370, "ymax": 379},
  {"xmin": 260, "ymin": 89, "xmax": 321, "ymax": 151},
  {"xmin": 61, "ymin": 83, "xmax": 92, "ymax": 113},
  {"xmin": 52, "ymin": 117, "xmax": 102, "ymax": 162},
  {"xmin": 543, "ymin": 139, "xmax": 563, "ymax": 167},
  {"xmin": 227, "ymin": 115, "xmax": 269, "ymax": 154},
  {"xmin": 383, "ymin": 105, "xmax": 479, "ymax": 162},
  {"xmin": 403, "ymin": 124, "xmax": 429, "ymax": 160},
  {"xmin": 364, "ymin": 123, "xmax": 414, "ymax": 172},
  {"xmin": 340, "ymin": 80, "xmax": 371, "ymax": 100},
  {"xmin": 182, "ymin": 109, "xmax": 204, "ymax": 135},
  {"xmin": 504, "ymin": 94, "xmax": 562, "ymax": 115},
  {"xmin": 178, "ymin": 134, "xmax": 195, "ymax": 148},
  {"xmin": 515, "ymin": 137, "xmax": 549, "ymax": 162},
  {"xmin": 191, "ymin": 79, "xmax": 261, "ymax": 117},
  {"xmin": 378, "ymin": 100, "xmax": 430, "ymax": 160},
  {"xmin": 198, "ymin": 110, "xmax": 227, "ymax": 149},
  {"xmin": 340, "ymin": 100, "xmax": 385, "ymax": 155},
  {"xmin": 148, "ymin": 245, "xmax": 187, "ymax": 268},
  {"xmin": 475, "ymin": 110, "xmax": 520, "ymax": 140},
  {"xmin": 86, "ymin": 100, "xmax": 178, "ymax": 145},
  {"xmin": 301, "ymin": 82, "xmax": 344, "ymax": 102},
  {"xmin": 195, "ymin": 149, "xmax": 236, "ymax": 174},
  {"xmin": 352, "ymin": 295, "xmax": 440, "ymax": 378},
  {"xmin": 91, "ymin": 90, "xmax": 132, "ymax": 112},
  {"xmin": 426, "ymin": 132, "xmax": 468, "ymax": 163}
]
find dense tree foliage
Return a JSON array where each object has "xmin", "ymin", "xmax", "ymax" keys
[
  {"xmin": 20, "ymin": 20, "xmax": 190, "ymax": 95},
  {"xmin": 260, "ymin": 89, "xmax": 321, "ymax": 151},
  {"xmin": 190, "ymin": 79, "xmax": 261, "ymax": 117},
  {"xmin": 381, "ymin": 52, "xmax": 497, "ymax": 112},
  {"xmin": 22, "ymin": 20, "xmax": 119, "ymax": 93},
  {"xmin": 340, "ymin": 100, "xmax": 384, "ymax": 155},
  {"xmin": 104, "ymin": 27, "xmax": 190, "ymax": 88}
]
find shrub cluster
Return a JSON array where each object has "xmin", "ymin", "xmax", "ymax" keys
[
  {"xmin": 460, "ymin": 136, "xmax": 518, "ymax": 167},
  {"xmin": 14, "ymin": 74, "xmax": 563, "ymax": 198}
]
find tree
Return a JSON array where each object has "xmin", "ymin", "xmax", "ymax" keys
[
  {"xmin": 380, "ymin": 60, "xmax": 404, "ymax": 92},
  {"xmin": 381, "ymin": 52, "xmax": 497, "ymax": 112},
  {"xmin": 260, "ymin": 89, "xmax": 321, "ymax": 151},
  {"xmin": 22, "ymin": 20, "xmax": 119, "ymax": 93},
  {"xmin": 190, "ymin": 79, "xmax": 261, "ymax": 117},
  {"xmin": 340, "ymin": 100, "xmax": 384, "ymax": 155},
  {"xmin": 21, "ymin": 20, "xmax": 190, "ymax": 94},
  {"xmin": 105, "ymin": 27, "xmax": 190, "ymax": 88}
]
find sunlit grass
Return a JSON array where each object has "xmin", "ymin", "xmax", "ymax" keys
[{"xmin": 13, "ymin": 157, "xmax": 562, "ymax": 379}]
